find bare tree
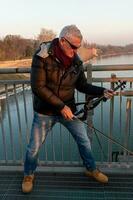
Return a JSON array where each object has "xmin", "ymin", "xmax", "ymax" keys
[{"xmin": 37, "ymin": 28, "xmax": 56, "ymax": 43}]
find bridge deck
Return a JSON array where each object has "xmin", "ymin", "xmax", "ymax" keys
[{"xmin": 0, "ymin": 171, "xmax": 132, "ymax": 200}]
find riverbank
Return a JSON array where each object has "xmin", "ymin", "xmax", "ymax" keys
[
  {"xmin": 0, "ymin": 59, "xmax": 32, "ymax": 68},
  {"xmin": 0, "ymin": 52, "xmax": 133, "ymax": 68},
  {"xmin": 99, "ymin": 52, "xmax": 133, "ymax": 59}
]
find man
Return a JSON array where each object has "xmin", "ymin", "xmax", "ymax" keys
[{"xmin": 22, "ymin": 25, "xmax": 114, "ymax": 193}]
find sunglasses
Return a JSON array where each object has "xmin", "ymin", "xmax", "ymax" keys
[{"xmin": 63, "ymin": 37, "xmax": 80, "ymax": 50}]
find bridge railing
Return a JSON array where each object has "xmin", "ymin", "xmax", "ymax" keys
[{"xmin": 0, "ymin": 63, "xmax": 133, "ymax": 171}]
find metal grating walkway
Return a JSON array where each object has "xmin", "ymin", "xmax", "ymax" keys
[{"xmin": 0, "ymin": 171, "xmax": 132, "ymax": 200}]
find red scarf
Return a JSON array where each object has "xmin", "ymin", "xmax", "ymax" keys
[{"xmin": 52, "ymin": 39, "xmax": 73, "ymax": 68}]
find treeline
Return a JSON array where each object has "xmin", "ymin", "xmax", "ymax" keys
[
  {"xmin": 83, "ymin": 41, "xmax": 133, "ymax": 57},
  {"xmin": 0, "ymin": 35, "xmax": 38, "ymax": 61},
  {"xmin": 0, "ymin": 28, "xmax": 56, "ymax": 61},
  {"xmin": 97, "ymin": 44, "xmax": 133, "ymax": 57},
  {"xmin": 0, "ymin": 28, "xmax": 133, "ymax": 61}
]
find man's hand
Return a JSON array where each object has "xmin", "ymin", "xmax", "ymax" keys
[
  {"xmin": 60, "ymin": 105, "xmax": 74, "ymax": 120},
  {"xmin": 104, "ymin": 89, "xmax": 116, "ymax": 99}
]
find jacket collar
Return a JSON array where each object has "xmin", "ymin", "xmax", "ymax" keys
[{"xmin": 48, "ymin": 38, "xmax": 83, "ymax": 67}]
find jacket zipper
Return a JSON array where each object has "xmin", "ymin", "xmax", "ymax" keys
[{"xmin": 57, "ymin": 70, "xmax": 66, "ymax": 96}]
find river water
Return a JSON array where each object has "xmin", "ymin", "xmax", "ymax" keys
[
  {"xmin": 0, "ymin": 55, "xmax": 133, "ymax": 162},
  {"xmin": 92, "ymin": 54, "xmax": 133, "ymax": 78}
]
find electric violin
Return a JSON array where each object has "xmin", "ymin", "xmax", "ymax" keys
[{"xmin": 75, "ymin": 80, "xmax": 126, "ymax": 121}]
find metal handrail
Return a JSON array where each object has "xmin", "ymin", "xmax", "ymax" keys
[
  {"xmin": 0, "ymin": 63, "xmax": 133, "ymax": 74},
  {"xmin": 0, "ymin": 64, "xmax": 133, "ymax": 170}
]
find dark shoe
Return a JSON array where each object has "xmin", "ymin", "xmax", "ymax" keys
[
  {"xmin": 22, "ymin": 174, "xmax": 34, "ymax": 193},
  {"xmin": 85, "ymin": 169, "xmax": 108, "ymax": 183}
]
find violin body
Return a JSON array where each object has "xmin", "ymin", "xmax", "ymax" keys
[{"xmin": 75, "ymin": 81, "xmax": 126, "ymax": 121}]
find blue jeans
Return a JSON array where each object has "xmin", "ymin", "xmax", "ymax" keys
[{"xmin": 24, "ymin": 112, "xmax": 96, "ymax": 175}]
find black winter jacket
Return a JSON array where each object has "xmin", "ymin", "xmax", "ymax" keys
[{"xmin": 31, "ymin": 39, "xmax": 105, "ymax": 115}]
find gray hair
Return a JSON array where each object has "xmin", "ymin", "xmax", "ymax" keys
[{"xmin": 59, "ymin": 25, "xmax": 82, "ymax": 41}]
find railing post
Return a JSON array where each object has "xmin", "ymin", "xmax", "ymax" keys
[
  {"xmin": 108, "ymin": 73, "xmax": 115, "ymax": 163},
  {"xmin": 124, "ymin": 98, "xmax": 132, "ymax": 158},
  {"xmin": 86, "ymin": 63, "xmax": 94, "ymax": 144}
]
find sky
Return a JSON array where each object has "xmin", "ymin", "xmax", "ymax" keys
[{"xmin": 0, "ymin": 0, "xmax": 133, "ymax": 45}]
